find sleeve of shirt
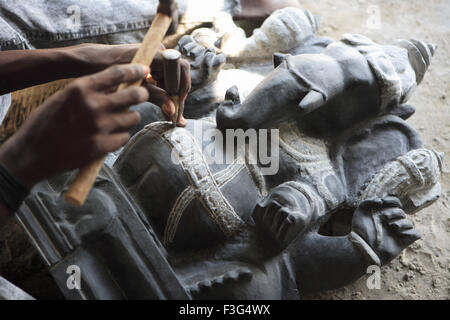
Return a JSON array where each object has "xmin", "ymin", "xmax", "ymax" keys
[{"xmin": 0, "ymin": 93, "xmax": 11, "ymax": 125}]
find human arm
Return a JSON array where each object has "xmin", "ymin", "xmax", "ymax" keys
[
  {"xmin": 0, "ymin": 63, "xmax": 150, "ymax": 222},
  {"xmin": 0, "ymin": 43, "xmax": 191, "ymax": 125},
  {"xmin": 0, "ymin": 44, "xmax": 143, "ymax": 95}
]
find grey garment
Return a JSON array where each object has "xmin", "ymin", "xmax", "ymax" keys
[
  {"xmin": 0, "ymin": 0, "xmax": 183, "ymax": 49},
  {"xmin": 0, "ymin": 0, "xmax": 241, "ymax": 50},
  {"xmin": 0, "ymin": 14, "xmax": 29, "ymax": 50},
  {"xmin": 0, "ymin": 43, "xmax": 12, "ymax": 124},
  {"xmin": 0, "ymin": 93, "xmax": 11, "ymax": 124},
  {"xmin": 0, "ymin": 276, "xmax": 35, "ymax": 300}
]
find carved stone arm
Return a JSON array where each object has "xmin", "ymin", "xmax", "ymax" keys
[
  {"xmin": 287, "ymin": 231, "xmax": 377, "ymax": 294},
  {"xmin": 287, "ymin": 196, "xmax": 420, "ymax": 293},
  {"xmin": 359, "ymin": 148, "xmax": 443, "ymax": 214}
]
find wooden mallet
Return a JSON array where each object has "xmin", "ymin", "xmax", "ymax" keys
[{"xmin": 64, "ymin": 0, "xmax": 177, "ymax": 206}]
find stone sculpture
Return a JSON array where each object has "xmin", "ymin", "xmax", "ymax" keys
[
  {"xmin": 0, "ymin": 277, "xmax": 34, "ymax": 300},
  {"xmin": 15, "ymin": 9, "xmax": 443, "ymax": 300},
  {"xmin": 191, "ymin": 7, "xmax": 327, "ymax": 58}
]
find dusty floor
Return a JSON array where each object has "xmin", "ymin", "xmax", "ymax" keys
[{"xmin": 297, "ymin": 0, "xmax": 450, "ymax": 300}]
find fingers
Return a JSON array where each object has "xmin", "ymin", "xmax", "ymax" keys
[
  {"xmin": 253, "ymin": 191, "xmax": 309, "ymax": 248},
  {"xmin": 174, "ymin": 59, "xmax": 191, "ymax": 127},
  {"xmin": 106, "ymin": 86, "xmax": 149, "ymax": 112},
  {"xmin": 253, "ymin": 199, "xmax": 280, "ymax": 228},
  {"xmin": 261, "ymin": 201, "xmax": 282, "ymax": 231},
  {"xmin": 272, "ymin": 207, "xmax": 289, "ymax": 233},
  {"xmin": 358, "ymin": 198, "xmax": 383, "ymax": 211},
  {"xmin": 380, "ymin": 207, "xmax": 406, "ymax": 221},
  {"xmin": 381, "ymin": 196, "xmax": 402, "ymax": 208},
  {"xmin": 144, "ymin": 83, "xmax": 176, "ymax": 121},
  {"xmin": 176, "ymin": 100, "xmax": 187, "ymax": 127},
  {"xmin": 91, "ymin": 86, "xmax": 146, "ymax": 133},
  {"xmin": 359, "ymin": 196, "xmax": 402, "ymax": 211},
  {"xmin": 90, "ymin": 132, "xmax": 131, "ymax": 158},
  {"xmin": 277, "ymin": 211, "xmax": 306, "ymax": 246},
  {"xmin": 277, "ymin": 217, "xmax": 294, "ymax": 244},
  {"xmin": 88, "ymin": 64, "xmax": 149, "ymax": 92},
  {"xmin": 380, "ymin": 207, "xmax": 416, "ymax": 236},
  {"xmin": 178, "ymin": 35, "xmax": 195, "ymax": 49},
  {"xmin": 204, "ymin": 49, "xmax": 226, "ymax": 70},
  {"xmin": 254, "ymin": 198, "xmax": 307, "ymax": 248},
  {"xmin": 378, "ymin": 204, "xmax": 420, "ymax": 243},
  {"xmin": 389, "ymin": 219, "xmax": 414, "ymax": 232},
  {"xmin": 400, "ymin": 229, "xmax": 422, "ymax": 243},
  {"xmin": 97, "ymin": 111, "xmax": 141, "ymax": 134},
  {"xmin": 178, "ymin": 36, "xmax": 203, "ymax": 58},
  {"xmin": 144, "ymin": 82, "xmax": 188, "ymax": 127},
  {"xmin": 143, "ymin": 50, "xmax": 190, "ymax": 127},
  {"xmin": 188, "ymin": 45, "xmax": 206, "ymax": 60},
  {"xmin": 203, "ymin": 50, "xmax": 216, "ymax": 69}
]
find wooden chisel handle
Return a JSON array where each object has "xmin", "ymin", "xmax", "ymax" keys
[
  {"xmin": 64, "ymin": 13, "xmax": 172, "ymax": 206},
  {"xmin": 162, "ymin": 49, "xmax": 182, "ymax": 124}
]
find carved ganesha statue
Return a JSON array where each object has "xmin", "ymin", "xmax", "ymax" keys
[{"xmin": 16, "ymin": 9, "xmax": 443, "ymax": 300}]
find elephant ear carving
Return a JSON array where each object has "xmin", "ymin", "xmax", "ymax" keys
[{"xmin": 331, "ymin": 114, "xmax": 423, "ymax": 205}]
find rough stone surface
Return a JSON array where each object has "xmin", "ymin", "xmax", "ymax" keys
[
  {"xmin": 0, "ymin": 219, "xmax": 63, "ymax": 299},
  {"xmin": 0, "ymin": 276, "xmax": 34, "ymax": 300}
]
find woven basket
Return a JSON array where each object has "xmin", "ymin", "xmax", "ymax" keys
[{"xmin": 0, "ymin": 79, "xmax": 74, "ymax": 144}]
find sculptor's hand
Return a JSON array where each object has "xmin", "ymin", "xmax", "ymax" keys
[
  {"xmin": 142, "ymin": 48, "xmax": 192, "ymax": 126},
  {"xmin": 68, "ymin": 43, "xmax": 191, "ymax": 126},
  {"xmin": 0, "ymin": 64, "xmax": 150, "ymax": 190},
  {"xmin": 352, "ymin": 197, "xmax": 421, "ymax": 265}
]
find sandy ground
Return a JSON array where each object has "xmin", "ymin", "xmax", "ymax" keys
[{"xmin": 296, "ymin": 0, "xmax": 450, "ymax": 300}]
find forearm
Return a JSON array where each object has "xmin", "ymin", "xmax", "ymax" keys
[
  {"xmin": 0, "ymin": 44, "xmax": 139, "ymax": 95},
  {"xmin": 0, "ymin": 135, "xmax": 33, "ymax": 225},
  {"xmin": 0, "ymin": 132, "xmax": 41, "ymax": 189},
  {"xmin": 289, "ymin": 232, "xmax": 379, "ymax": 293},
  {"xmin": 0, "ymin": 47, "xmax": 87, "ymax": 95}
]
